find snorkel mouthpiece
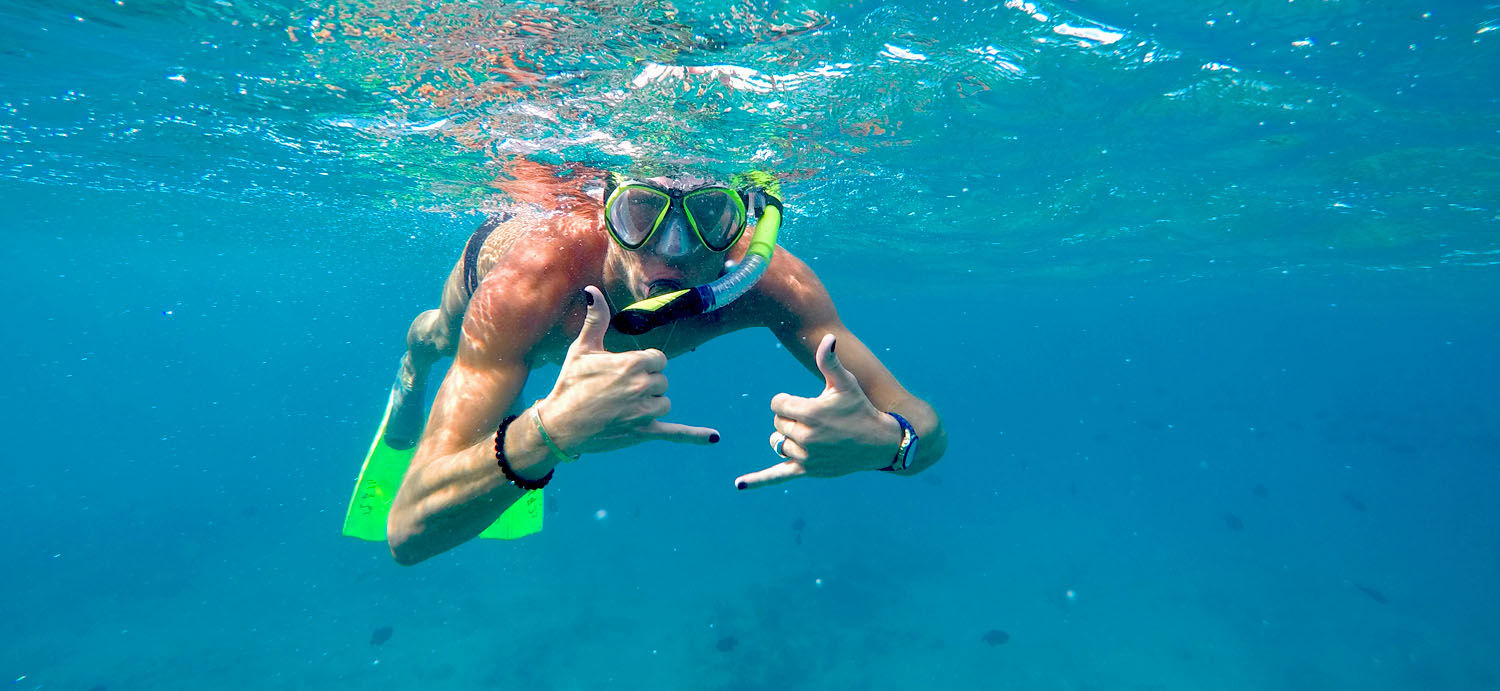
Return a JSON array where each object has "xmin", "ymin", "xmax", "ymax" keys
[
  {"xmin": 611, "ymin": 193, "xmax": 783, "ymax": 336},
  {"xmin": 612, "ymin": 287, "xmax": 710, "ymax": 335}
]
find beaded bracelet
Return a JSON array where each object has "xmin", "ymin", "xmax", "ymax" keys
[{"xmin": 494, "ymin": 414, "xmax": 553, "ymax": 491}]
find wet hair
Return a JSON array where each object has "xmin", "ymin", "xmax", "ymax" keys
[
  {"xmin": 602, "ymin": 170, "xmax": 729, "ymax": 203},
  {"xmin": 642, "ymin": 173, "xmax": 727, "ymax": 190}
]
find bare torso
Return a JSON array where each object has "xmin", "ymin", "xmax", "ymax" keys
[
  {"xmin": 386, "ymin": 183, "xmax": 944, "ymax": 565},
  {"xmin": 464, "ymin": 208, "xmax": 771, "ymax": 367}
]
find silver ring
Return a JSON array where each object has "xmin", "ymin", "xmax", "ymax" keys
[{"xmin": 773, "ymin": 434, "xmax": 789, "ymax": 458}]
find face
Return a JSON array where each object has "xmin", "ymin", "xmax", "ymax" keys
[{"xmin": 608, "ymin": 174, "xmax": 735, "ymax": 301}]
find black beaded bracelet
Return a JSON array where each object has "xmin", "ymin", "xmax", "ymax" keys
[{"xmin": 494, "ymin": 414, "xmax": 553, "ymax": 491}]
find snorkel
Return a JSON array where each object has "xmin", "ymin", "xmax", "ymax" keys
[{"xmin": 611, "ymin": 187, "xmax": 784, "ymax": 336}]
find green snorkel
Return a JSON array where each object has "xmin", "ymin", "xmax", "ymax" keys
[{"xmin": 611, "ymin": 192, "xmax": 784, "ymax": 336}]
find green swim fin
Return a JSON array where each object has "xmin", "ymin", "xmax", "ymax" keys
[{"xmin": 342, "ymin": 387, "xmax": 543, "ymax": 542}]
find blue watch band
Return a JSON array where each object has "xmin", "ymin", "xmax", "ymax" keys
[{"xmin": 881, "ymin": 412, "xmax": 918, "ymax": 472}]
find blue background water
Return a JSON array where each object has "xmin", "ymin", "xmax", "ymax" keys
[{"xmin": 4, "ymin": 1, "xmax": 1499, "ymax": 689}]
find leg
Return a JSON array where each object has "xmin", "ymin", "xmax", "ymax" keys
[{"xmin": 384, "ymin": 257, "xmax": 474, "ymax": 449}]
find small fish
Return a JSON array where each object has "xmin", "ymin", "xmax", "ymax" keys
[
  {"xmin": 1252, "ymin": 483, "xmax": 1269, "ymax": 499},
  {"xmin": 370, "ymin": 625, "xmax": 394, "ymax": 646},
  {"xmin": 1223, "ymin": 514, "xmax": 1244, "ymax": 531},
  {"xmin": 1354, "ymin": 584, "xmax": 1388, "ymax": 605},
  {"xmin": 715, "ymin": 635, "xmax": 738, "ymax": 652},
  {"xmin": 981, "ymin": 629, "xmax": 1010, "ymax": 646},
  {"xmin": 1341, "ymin": 492, "xmax": 1367, "ymax": 512}
]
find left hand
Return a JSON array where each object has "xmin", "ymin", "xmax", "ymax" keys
[{"xmin": 735, "ymin": 333, "xmax": 901, "ymax": 490}]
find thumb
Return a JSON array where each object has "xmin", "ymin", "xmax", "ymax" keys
[
  {"xmin": 571, "ymin": 286, "xmax": 610, "ymax": 354},
  {"xmin": 815, "ymin": 333, "xmax": 859, "ymax": 394}
]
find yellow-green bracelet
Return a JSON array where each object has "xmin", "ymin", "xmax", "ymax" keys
[{"xmin": 532, "ymin": 404, "xmax": 580, "ymax": 463}]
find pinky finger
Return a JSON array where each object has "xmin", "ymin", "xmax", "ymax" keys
[{"xmin": 735, "ymin": 461, "xmax": 805, "ymax": 491}]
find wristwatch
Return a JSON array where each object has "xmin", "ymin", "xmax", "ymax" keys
[{"xmin": 880, "ymin": 412, "xmax": 918, "ymax": 472}]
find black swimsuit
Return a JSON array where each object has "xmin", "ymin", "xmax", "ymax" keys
[{"xmin": 461, "ymin": 213, "xmax": 512, "ymax": 295}]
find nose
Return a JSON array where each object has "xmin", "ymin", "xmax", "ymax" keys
[{"xmin": 651, "ymin": 212, "xmax": 693, "ymax": 258}]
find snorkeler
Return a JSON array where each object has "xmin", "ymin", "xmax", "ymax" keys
[{"xmin": 367, "ymin": 163, "xmax": 947, "ymax": 564}]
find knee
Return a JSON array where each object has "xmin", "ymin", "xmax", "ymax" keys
[{"xmin": 406, "ymin": 309, "xmax": 456, "ymax": 358}]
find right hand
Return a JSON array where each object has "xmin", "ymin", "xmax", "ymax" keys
[{"xmin": 537, "ymin": 285, "xmax": 720, "ymax": 455}]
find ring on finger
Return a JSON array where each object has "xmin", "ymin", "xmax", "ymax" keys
[{"xmin": 771, "ymin": 432, "xmax": 789, "ymax": 458}]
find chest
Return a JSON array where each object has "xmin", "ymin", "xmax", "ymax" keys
[{"xmin": 528, "ymin": 309, "xmax": 735, "ymax": 366}]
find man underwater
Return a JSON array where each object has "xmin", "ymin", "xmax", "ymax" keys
[{"xmin": 382, "ymin": 164, "xmax": 947, "ymax": 564}]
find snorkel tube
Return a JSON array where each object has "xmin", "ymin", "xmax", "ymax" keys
[{"xmin": 611, "ymin": 193, "xmax": 783, "ymax": 336}]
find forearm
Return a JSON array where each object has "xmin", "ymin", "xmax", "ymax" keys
[{"xmin": 387, "ymin": 403, "xmax": 560, "ymax": 564}]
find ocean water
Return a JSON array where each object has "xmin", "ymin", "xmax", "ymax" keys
[{"xmin": 4, "ymin": 1, "xmax": 1499, "ymax": 689}]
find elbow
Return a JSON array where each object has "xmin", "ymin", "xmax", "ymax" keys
[
  {"xmin": 386, "ymin": 512, "xmax": 429, "ymax": 566},
  {"xmin": 388, "ymin": 537, "xmax": 424, "ymax": 566}
]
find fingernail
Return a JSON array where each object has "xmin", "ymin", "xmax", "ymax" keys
[
  {"xmin": 736, "ymin": 481, "xmax": 747, "ymax": 490},
  {"xmin": 709, "ymin": 433, "xmax": 720, "ymax": 444},
  {"xmin": 583, "ymin": 289, "xmax": 594, "ymax": 306}
]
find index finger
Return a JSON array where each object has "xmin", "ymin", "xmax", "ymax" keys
[
  {"xmin": 769, "ymin": 392, "xmax": 816, "ymax": 419},
  {"xmin": 633, "ymin": 347, "xmax": 667, "ymax": 373}
]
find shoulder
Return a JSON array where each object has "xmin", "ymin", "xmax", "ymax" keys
[
  {"xmin": 479, "ymin": 211, "xmax": 605, "ymax": 278},
  {"xmin": 463, "ymin": 212, "xmax": 604, "ymax": 360},
  {"xmin": 726, "ymin": 246, "xmax": 838, "ymax": 333}
]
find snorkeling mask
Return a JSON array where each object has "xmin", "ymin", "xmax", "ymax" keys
[
  {"xmin": 603, "ymin": 178, "xmax": 748, "ymax": 253},
  {"xmin": 603, "ymin": 172, "xmax": 784, "ymax": 335}
]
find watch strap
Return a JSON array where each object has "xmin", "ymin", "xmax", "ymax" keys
[{"xmin": 880, "ymin": 412, "xmax": 918, "ymax": 472}]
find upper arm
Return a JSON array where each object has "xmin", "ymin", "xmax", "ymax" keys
[
  {"xmin": 746, "ymin": 250, "xmax": 915, "ymax": 410},
  {"xmin": 411, "ymin": 244, "xmax": 581, "ymax": 467}
]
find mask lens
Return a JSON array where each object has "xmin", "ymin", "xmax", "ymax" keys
[
  {"xmin": 607, "ymin": 186, "xmax": 670, "ymax": 248},
  {"xmin": 684, "ymin": 188, "xmax": 745, "ymax": 251}
]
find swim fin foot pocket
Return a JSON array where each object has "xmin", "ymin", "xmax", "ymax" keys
[
  {"xmin": 343, "ymin": 381, "xmax": 545, "ymax": 542},
  {"xmin": 382, "ymin": 376, "xmax": 424, "ymax": 451}
]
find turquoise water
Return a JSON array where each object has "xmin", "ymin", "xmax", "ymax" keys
[{"xmin": 4, "ymin": 1, "xmax": 1499, "ymax": 689}]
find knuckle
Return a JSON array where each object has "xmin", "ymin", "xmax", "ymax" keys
[{"xmin": 638, "ymin": 397, "xmax": 669, "ymax": 420}]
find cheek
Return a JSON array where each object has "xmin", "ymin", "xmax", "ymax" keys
[{"xmin": 690, "ymin": 258, "xmax": 727, "ymax": 283}]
